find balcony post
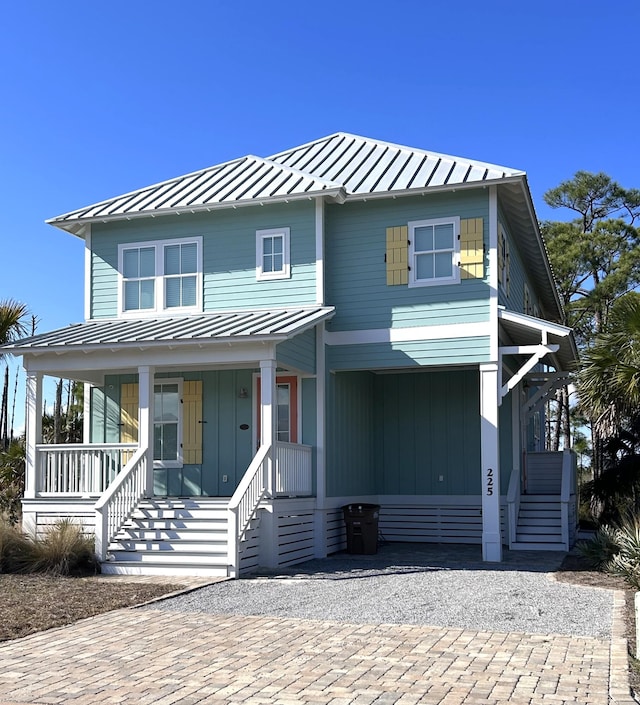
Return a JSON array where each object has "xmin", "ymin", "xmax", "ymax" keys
[
  {"xmin": 259, "ymin": 358, "xmax": 277, "ymax": 497},
  {"xmin": 24, "ymin": 370, "xmax": 43, "ymax": 499}
]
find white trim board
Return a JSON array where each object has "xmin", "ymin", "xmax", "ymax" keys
[{"xmin": 325, "ymin": 322, "xmax": 489, "ymax": 346}]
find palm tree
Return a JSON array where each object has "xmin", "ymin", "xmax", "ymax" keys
[{"xmin": 0, "ymin": 299, "xmax": 29, "ymax": 448}]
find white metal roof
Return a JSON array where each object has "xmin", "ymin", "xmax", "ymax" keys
[
  {"xmin": 2, "ymin": 307, "xmax": 334, "ymax": 355},
  {"xmin": 47, "ymin": 132, "xmax": 524, "ymax": 237}
]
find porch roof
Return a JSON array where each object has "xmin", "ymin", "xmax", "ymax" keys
[
  {"xmin": 2, "ymin": 306, "xmax": 334, "ymax": 355},
  {"xmin": 498, "ymin": 308, "xmax": 578, "ymax": 371}
]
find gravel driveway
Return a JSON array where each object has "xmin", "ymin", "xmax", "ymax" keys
[{"xmin": 149, "ymin": 543, "xmax": 614, "ymax": 638}]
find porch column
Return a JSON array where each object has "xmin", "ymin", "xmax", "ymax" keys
[
  {"xmin": 480, "ymin": 363, "xmax": 502, "ymax": 561},
  {"xmin": 138, "ymin": 366, "xmax": 155, "ymax": 496},
  {"xmin": 24, "ymin": 370, "xmax": 43, "ymax": 499},
  {"xmin": 259, "ymin": 358, "xmax": 277, "ymax": 497}
]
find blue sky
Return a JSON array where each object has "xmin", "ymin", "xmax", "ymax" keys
[{"xmin": 1, "ymin": 0, "xmax": 639, "ymax": 428}]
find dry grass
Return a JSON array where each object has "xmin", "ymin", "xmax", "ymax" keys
[{"xmin": 0, "ymin": 574, "xmax": 181, "ymax": 642}]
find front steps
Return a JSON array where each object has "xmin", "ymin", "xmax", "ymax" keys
[
  {"xmin": 511, "ymin": 495, "xmax": 566, "ymax": 551},
  {"xmin": 101, "ymin": 498, "xmax": 232, "ymax": 576}
]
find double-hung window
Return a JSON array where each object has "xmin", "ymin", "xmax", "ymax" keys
[
  {"xmin": 408, "ymin": 217, "xmax": 460, "ymax": 287},
  {"xmin": 119, "ymin": 237, "xmax": 202, "ymax": 315},
  {"xmin": 256, "ymin": 228, "xmax": 290, "ymax": 280}
]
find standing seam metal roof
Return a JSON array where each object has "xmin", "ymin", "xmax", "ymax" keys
[
  {"xmin": 47, "ymin": 132, "xmax": 525, "ymax": 233},
  {"xmin": 1, "ymin": 307, "xmax": 335, "ymax": 352}
]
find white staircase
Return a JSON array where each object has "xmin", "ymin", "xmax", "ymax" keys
[
  {"xmin": 511, "ymin": 495, "xmax": 565, "ymax": 550},
  {"xmin": 101, "ymin": 498, "xmax": 232, "ymax": 576}
]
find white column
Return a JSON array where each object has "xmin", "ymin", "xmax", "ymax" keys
[
  {"xmin": 315, "ymin": 197, "xmax": 325, "ymax": 305},
  {"xmin": 138, "ymin": 366, "xmax": 155, "ymax": 496},
  {"xmin": 480, "ymin": 363, "xmax": 502, "ymax": 561},
  {"xmin": 24, "ymin": 370, "xmax": 43, "ymax": 499},
  {"xmin": 512, "ymin": 383, "xmax": 522, "ymax": 485},
  {"xmin": 314, "ymin": 322, "xmax": 327, "ymax": 558},
  {"xmin": 260, "ymin": 358, "xmax": 277, "ymax": 496}
]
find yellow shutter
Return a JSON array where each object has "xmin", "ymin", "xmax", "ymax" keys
[
  {"xmin": 120, "ymin": 383, "xmax": 139, "ymax": 444},
  {"xmin": 182, "ymin": 380, "xmax": 203, "ymax": 465},
  {"xmin": 386, "ymin": 226, "xmax": 408, "ymax": 285},
  {"xmin": 460, "ymin": 217, "xmax": 484, "ymax": 279}
]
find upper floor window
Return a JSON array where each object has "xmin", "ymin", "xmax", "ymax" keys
[
  {"xmin": 408, "ymin": 217, "xmax": 460, "ymax": 287},
  {"xmin": 498, "ymin": 224, "xmax": 510, "ymax": 295},
  {"xmin": 118, "ymin": 237, "xmax": 202, "ymax": 315},
  {"xmin": 256, "ymin": 228, "xmax": 290, "ymax": 281}
]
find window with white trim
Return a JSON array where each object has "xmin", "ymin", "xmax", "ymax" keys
[
  {"xmin": 153, "ymin": 379, "xmax": 183, "ymax": 468},
  {"xmin": 256, "ymin": 228, "xmax": 290, "ymax": 280},
  {"xmin": 118, "ymin": 237, "xmax": 202, "ymax": 315},
  {"xmin": 408, "ymin": 217, "xmax": 460, "ymax": 287}
]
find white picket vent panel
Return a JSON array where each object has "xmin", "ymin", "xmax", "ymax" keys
[{"xmin": 275, "ymin": 499, "xmax": 315, "ymax": 568}]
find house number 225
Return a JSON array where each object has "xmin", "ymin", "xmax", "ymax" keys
[{"xmin": 486, "ymin": 468, "xmax": 494, "ymax": 496}]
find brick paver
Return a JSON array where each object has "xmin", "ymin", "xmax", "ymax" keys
[{"xmin": 0, "ymin": 601, "xmax": 627, "ymax": 705}]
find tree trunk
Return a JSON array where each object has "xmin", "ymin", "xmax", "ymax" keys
[{"xmin": 53, "ymin": 379, "xmax": 63, "ymax": 445}]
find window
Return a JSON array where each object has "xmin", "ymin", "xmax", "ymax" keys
[
  {"xmin": 498, "ymin": 224, "xmax": 510, "ymax": 294},
  {"xmin": 256, "ymin": 228, "xmax": 290, "ymax": 280},
  {"xmin": 153, "ymin": 380, "xmax": 182, "ymax": 467},
  {"xmin": 408, "ymin": 217, "xmax": 460, "ymax": 287},
  {"xmin": 118, "ymin": 237, "xmax": 202, "ymax": 315}
]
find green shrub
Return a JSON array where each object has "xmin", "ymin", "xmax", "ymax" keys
[{"xmin": 578, "ymin": 514, "xmax": 640, "ymax": 589}]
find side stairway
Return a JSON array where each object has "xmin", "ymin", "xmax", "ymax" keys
[
  {"xmin": 101, "ymin": 498, "xmax": 232, "ymax": 576},
  {"xmin": 511, "ymin": 495, "xmax": 566, "ymax": 551}
]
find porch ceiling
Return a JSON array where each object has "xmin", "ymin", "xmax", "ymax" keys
[
  {"xmin": 498, "ymin": 308, "xmax": 578, "ymax": 371},
  {"xmin": 2, "ymin": 306, "xmax": 333, "ymax": 357}
]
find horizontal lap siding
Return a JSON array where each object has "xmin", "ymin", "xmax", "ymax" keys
[
  {"xmin": 327, "ymin": 337, "xmax": 491, "ymax": 370},
  {"xmin": 277, "ymin": 328, "xmax": 316, "ymax": 373},
  {"xmin": 90, "ymin": 201, "xmax": 316, "ymax": 319},
  {"xmin": 325, "ymin": 192, "xmax": 490, "ymax": 332}
]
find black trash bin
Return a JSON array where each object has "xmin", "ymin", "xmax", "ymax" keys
[{"xmin": 342, "ymin": 503, "xmax": 380, "ymax": 555}]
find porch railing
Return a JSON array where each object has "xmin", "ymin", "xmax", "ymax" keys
[
  {"xmin": 275, "ymin": 442, "xmax": 312, "ymax": 496},
  {"xmin": 506, "ymin": 465, "xmax": 521, "ymax": 548},
  {"xmin": 227, "ymin": 443, "xmax": 271, "ymax": 578},
  {"xmin": 94, "ymin": 447, "xmax": 148, "ymax": 561},
  {"xmin": 36, "ymin": 444, "xmax": 137, "ymax": 495}
]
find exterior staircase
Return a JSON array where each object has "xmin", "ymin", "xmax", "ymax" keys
[
  {"xmin": 101, "ymin": 498, "xmax": 232, "ymax": 576},
  {"xmin": 511, "ymin": 495, "xmax": 565, "ymax": 550}
]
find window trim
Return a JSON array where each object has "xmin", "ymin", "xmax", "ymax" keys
[
  {"xmin": 256, "ymin": 227, "xmax": 291, "ymax": 281},
  {"xmin": 153, "ymin": 377, "xmax": 183, "ymax": 469},
  {"xmin": 408, "ymin": 217, "xmax": 460, "ymax": 288},
  {"xmin": 117, "ymin": 236, "xmax": 203, "ymax": 316}
]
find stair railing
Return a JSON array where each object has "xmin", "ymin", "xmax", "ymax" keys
[
  {"xmin": 94, "ymin": 446, "xmax": 148, "ymax": 561},
  {"xmin": 227, "ymin": 443, "xmax": 271, "ymax": 578},
  {"xmin": 506, "ymin": 465, "xmax": 521, "ymax": 548},
  {"xmin": 560, "ymin": 449, "xmax": 575, "ymax": 550}
]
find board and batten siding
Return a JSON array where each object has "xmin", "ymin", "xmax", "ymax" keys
[
  {"xmin": 89, "ymin": 201, "xmax": 316, "ymax": 319},
  {"xmin": 326, "ymin": 369, "xmax": 482, "ymax": 497},
  {"xmin": 324, "ymin": 191, "xmax": 490, "ymax": 332}
]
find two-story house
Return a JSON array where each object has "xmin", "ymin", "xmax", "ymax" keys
[{"xmin": 4, "ymin": 133, "xmax": 579, "ymax": 576}]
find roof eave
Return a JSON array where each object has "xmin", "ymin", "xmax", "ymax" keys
[{"xmin": 46, "ymin": 188, "xmax": 347, "ymax": 238}]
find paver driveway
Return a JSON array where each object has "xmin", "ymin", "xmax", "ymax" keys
[{"xmin": 0, "ymin": 546, "xmax": 633, "ymax": 705}]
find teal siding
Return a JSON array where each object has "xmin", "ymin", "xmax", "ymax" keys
[
  {"xmin": 497, "ymin": 211, "xmax": 540, "ymax": 316},
  {"xmin": 91, "ymin": 374, "xmax": 137, "ymax": 443},
  {"xmin": 90, "ymin": 201, "xmax": 316, "ymax": 319},
  {"xmin": 328, "ymin": 337, "xmax": 491, "ymax": 371},
  {"xmin": 325, "ymin": 191, "xmax": 490, "ymax": 332},
  {"xmin": 301, "ymin": 378, "xmax": 317, "ymax": 493},
  {"xmin": 326, "ymin": 371, "xmax": 376, "ymax": 496},
  {"xmin": 327, "ymin": 369, "xmax": 482, "ymax": 497},
  {"xmin": 374, "ymin": 371, "xmax": 481, "ymax": 496},
  {"xmin": 277, "ymin": 328, "xmax": 316, "ymax": 373}
]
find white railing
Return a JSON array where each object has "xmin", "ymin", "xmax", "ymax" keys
[
  {"xmin": 506, "ymin": 466, "xmax": 521, "ymax": 548},
  {"xmin": 227, "ymin": 443, "xmax": 271, "ymax": 579},
  {"xmin": 94, "ymin": 447, "xmax": 148, "ymax": 561},
  {"xmin": 560, "ymin": 449, "xmax": 576, "ymax": 550},
  {"xmin": 275, "ymin": 442, "xmax": 312, "ymax": 496},
  {"xmin": 36, "ymin": 444, "xmax": 137, "ymax": 495}
]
